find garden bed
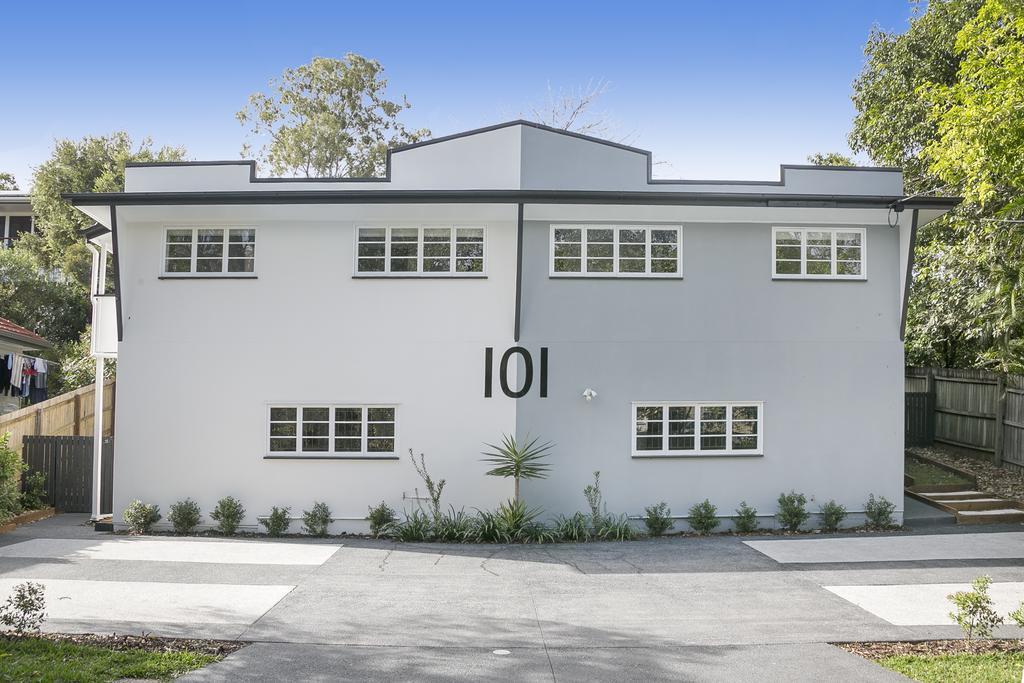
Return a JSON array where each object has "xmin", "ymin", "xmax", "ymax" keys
[
  {"xmin": 0, "ymin": 507, "xmax": 56, "ymax": 534},
  {"xmin": 907, "ymin": 446, "xmax": 1024, "ymax": 502},
  {"xmin": 905, "ymin": 454, "xmax": 975, "ymax": 488},
  {"xmin": 836, "ymin": 639, "xmax": 1024, "ymax": 683},
  {"xmin": 0, "ymin": 633, "xmax": 243, "ymax": 682}
]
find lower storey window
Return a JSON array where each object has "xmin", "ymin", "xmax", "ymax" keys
[
  {"xmin": 268, "ymin": 405, "xmax": 396, "ymax": 456},
  {"xmin": 633, "ymin": 402, "xmax": 762, "ymax": 456}
]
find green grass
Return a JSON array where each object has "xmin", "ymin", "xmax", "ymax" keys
[
  {"xmin": 0, "ymin": 637, "xmax": 220, "ymax": 682},
  {"xmin": 878, "ymin": 651, "xmax": 1024, "ymax": 683},
  {"xmin": 905, "ymin": 456, "xmax": 972, "ymax": 487}
]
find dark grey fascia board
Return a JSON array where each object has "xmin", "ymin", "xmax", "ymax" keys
[
  {"xmin": 63, "ymin": 189, "xmax": 960, "ymax": 210},
  {"xmin": 81, "ymin": 223, "xmax": 111, "ymax": 240}
]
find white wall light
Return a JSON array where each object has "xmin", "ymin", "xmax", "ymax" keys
[{"xmin": 582, "ymin": 388, "xmax": 598, "ymax": 402}]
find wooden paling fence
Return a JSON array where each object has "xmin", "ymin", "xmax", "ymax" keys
[
  {"xmin": 906, "ymin": 367, "xmax": 1024, "ymax": 471},
  {"xmin": 0, "ymin": 381, "xmax": 114, "ymax": 457}
]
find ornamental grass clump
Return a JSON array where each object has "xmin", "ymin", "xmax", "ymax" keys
[
  {"xmin": 260, "ymin": 506, "xmax": 291, "ymax": 537},
  {"xmin": 552, "ymin": 512, "xmax": 591, "ymax": 542},
  {"xmin": 818, "ymin": 500, "xmax": 848, "ymax": 532},
  {"xmin": 210, "ymin": 496, "xmax": 245, "ymax": 535},
  {"xmin": 643, "ymin": 502, "xmax": 674, "ymax": 537},
  {"xmin": 168, "ymin": 498, "xmax": 202, "ymax": 534},
  {"xmin": 776, "ymin": 491, "xmax": 810, "ymax": 532},
  {"xmin": 687, "ymin": 499, "xmax": 720, "ymax": 535},
  {"xmin": 434, "ymin": 507, "xmax": 475, "ymax": 543},
  {"xmin": 394, "ymin": 509, "xmax": 433, "ymax": 542},
  {"xmin": 122, "ymin": 500, "xmax": 161, "ymax": 535},
  {"xmin": 733, "ymin": 501, "xmax": 759, "ymax": 533}
]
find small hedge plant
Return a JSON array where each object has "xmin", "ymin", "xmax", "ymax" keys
[
  {"xmin": 123, "ymin": 500, "xmax": 161, "ymax": 534},
  {"xmin": 864, "ymin": 494, "xmax": 897, "ymax": 529},
  {"xmin": 260, "ymin": 506, "xmax": 291, "ymax": 537},
  {"xmin": 168, "ymin": 499, "xmax": 202, "ymax": 534},
  {"xmin": 303, "ymin": 501, "xmax": 331, "ymax": 537},
  {"xmin": 210, "ymin": 496, "xmax": 245, "ymax": 535},
  {"xmin": 643, "ymin": 502, "xmax": 674, "ymax": 537},
  {"xmin": 20, "ymin": 472, "xmax": 47, "ymax": 511},
  {"xmin": 0, "ymin": 581, "xmax": 46, "ymax": 635},
  {"xmin": 776, "ymin": 491, "xmax": 810, "ymax": 532},
  {"xmin": 367, "ymin": 501, "xmax": 397, "ymax": 538},
  {"xmin": 818, "ymin": 500, "xmax": 848, "ymax": 532},
  {"xmin": 733, "ymin": 502, "xmax": 759, "ymax": 533},
  {"xmin": 688, "ymin": 499, "xmax": 720, "ymax": 535}
]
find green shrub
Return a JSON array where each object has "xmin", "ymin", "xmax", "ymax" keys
[
  {"xmin": 552, "ymin": 512, "xmax": 591, "ymax": 542},
  {"xmin": 733, "ymin": 501, "xmax": 759, "ymax": 533},
  {"xmin": 394, "ymin": 509, "xmax": 432, "ymax": 542},
  {"xmin": 948, "ymin": 576, "xmax": 1003, "ymax": 641},
  {"xmin": 168, "ymin": 498, "xmax": 202, "ymax": 534},
  {"xmin": 776, "ymin": 491, "xmax": 810, "ymax": 531},
  {"xmin": 583, "ymin": 470, "xmax": 605, "ymax": 530},
  {"xmin": 210, "ymin": 496, "xmax": 245, "ymax": 535},
  {"xmin": 819, "ymin": 500, "xmax": 848, "ymax": 532},
  {"xmin": 410, "ymin": 450, "xmax": 446, "ymax": 528},
  {"xmin": 434, "ymin": 507, "xmax": 474, "ymax": 543},
  {"xmin": 687, "ymin": 499, "xmax": 720, "ymax": 535},
  {"xmin": 473, "ymin": 509, "xmax": 510, "ymax": 543},
  {"xmin": 0, "ymin": 581, "xmax": 45, "ymax": 635},
  {"xmin": 366, "ymin": 501, "xmax": 398, "ymax": 538},
  {"xmin": 0, "ymin": 433, "xmax": 25, "ymax": 520},
  {"xmin": 1009, "ymin": 601, "xmax": 1024, "ymax": 628},
  {"xmin": 521, "ymin": 523, "xmax": 557, "ymax": 544},
  {"xmin": 864, "ymin": 494, "xmax": 897, "ymax": 529},
  {"xmin": 302, "ymin": 501, "xmax": 331, "ymax": 537},
  {"xmin": 594, "ymin": 513, "xmax": 635, "ymax": 541},
  {"xmin": 493, "ymin": 498, "xmax": 542, "ymax": 542},
  {"xmin": 643, "ymin": 502, "xmax": 674, "ymax": 537},
  {"xmin": 122, "ymin": 499, "xmax": 161, "ymax": 534},
  {"xmin": 19, "ymin": 472, "xmax": 47, "ymax": 511},
  {"xmin": 260, "ymin": 506, "xmax": 291, "ymax": 537}
]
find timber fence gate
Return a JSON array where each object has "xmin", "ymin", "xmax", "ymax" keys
[
  {"xmin": 906, "ymin": 366, "xmax": 1024, "ymax": 471},
  {"xmin": 21, "ymin": 435, "xmax": 113, "ymax": 514}
]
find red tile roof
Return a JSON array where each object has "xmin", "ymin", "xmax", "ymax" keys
[{"xmin": 0, "ymin": 317, "xmax": 50, "ymax": 349}]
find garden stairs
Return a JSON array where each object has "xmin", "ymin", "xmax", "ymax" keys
[{"xmin": 906, "ymin": 485, "xmax": 1024, "ymax": 525}]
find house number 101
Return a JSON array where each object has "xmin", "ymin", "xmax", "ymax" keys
[{"xmin": 484, "ymin": 347, "xmax": 548, "ymax": 398}]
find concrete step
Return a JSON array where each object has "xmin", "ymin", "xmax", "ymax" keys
[
  {"xmin": 945, "ymin": 499, "xmax": 1021, "ymax": 512},
  {"xmin": 955, "ymin": 509, "xmax": 1024, "ymax": 524}
]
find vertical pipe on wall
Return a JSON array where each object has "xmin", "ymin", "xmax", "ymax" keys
[{"xmin": 91, "ymin": 357, "xmax": 105, "ymax": 521}]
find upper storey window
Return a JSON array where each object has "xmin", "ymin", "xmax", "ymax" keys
[
  {"xmin": 356, "ymin": 226, "xmax": 485, "ymax": 276},
  {"xmin": 550, "ymin": 225, "xmax": 682, "ymax": 277},
  {"xmin": 772, "ymin": 227, "xmax": 865, "ymax": 279},
  {"xmin": 163, "ymin": 227, "xmax": 256, "ymax": 276}
]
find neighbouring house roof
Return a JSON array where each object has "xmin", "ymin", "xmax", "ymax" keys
[{"xmin": 0, "ymin": 317, "xmax": 51, "ymax": 350}]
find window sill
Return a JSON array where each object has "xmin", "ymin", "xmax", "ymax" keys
[
  {"xmin": 352, "ymin": 275, "xmax": 487, "ymax": 279},
  {"xmin": 771, "ymin": 275, "xmax": 866, "ymax": 282},
  {"xmin": 263, "ymin": 454, "xmax": 400, "ymax": 461},
  {"xmin": 632, "ymin": 453, "xmax": 764, "ymax": 459},
  {"xmin": 549, "ymin": 274, "xmax": 684, "ymax": 280},
  {"xmin": 159, "ymin": 275, "xmax": 258, "ymax": 280}
]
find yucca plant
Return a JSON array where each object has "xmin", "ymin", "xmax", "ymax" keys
[{"xmin": 481, "ymin": 434, "xmax": 553, "ymax": 501}]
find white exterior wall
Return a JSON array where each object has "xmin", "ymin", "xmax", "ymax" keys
[{"xmin": 112, "ymin": 204, "xmax": 519, "ymax": 531}]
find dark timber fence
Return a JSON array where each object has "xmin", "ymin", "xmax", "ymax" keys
[
  {"xmin": 906, "ymin": 366, "xmax": 1024, "ymax": 471},
  {"xmin": 21, "ymin": 435, "xmax": 113, "ymax": 514}
]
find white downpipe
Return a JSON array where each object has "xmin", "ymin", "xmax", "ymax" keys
[{"xmin": 91, "ymin": 357, "xmax": 105, "ymax": 522}]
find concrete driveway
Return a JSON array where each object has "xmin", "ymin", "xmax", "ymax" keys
[{"xmin": 0, "ymin": 514, "xmax": 1022, "ymax": 681}]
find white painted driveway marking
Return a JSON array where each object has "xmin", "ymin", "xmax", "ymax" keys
[
  {"xmin": 744, "ymin": 532, "xmax": 1024, "ymax": 564},
  {"xmin": 825, "ymin": 582, "xmax": 1024, "ymax": 625},
  {"xmin": 0, "ymin": 538, "xmax": 339, "ymax": 566},
  {"xmin": 0, "ymin": 578, "xmax": 292, "ymax": 625}
]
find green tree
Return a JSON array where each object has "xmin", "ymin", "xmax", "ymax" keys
[
  {"xmin": 481, "ymin": 435, "xmax": 553, "ymax": 502},
  {"xmin": 50, "ymin": 327, "xmax": 116, "ymax": 395},
  {"xmin": 0, "ymin": 247, "xmax": 89, "ymax": 346},
  {"xmin": 238, "ymin": 54, "xmax": 430, "ymax": 178},
  {"xmin": 807, "ymin": 152, "xmax": 855, "ymax": 166},
  {"xmin": 0, "ymin": 173, "xmax": 17, "ymax": 191},
  {"xmin": 28, "ymin": 133, "xmax": 186, "ymax": 288}
]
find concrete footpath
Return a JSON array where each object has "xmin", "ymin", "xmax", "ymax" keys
[{"xmin": 0, "ymin": 514, "xmax": 1021, "ymax": 681}]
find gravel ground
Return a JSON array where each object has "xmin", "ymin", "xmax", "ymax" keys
[{"xmin": 907, "ymin": 446, "xmax": 1024, "ymax": 502}]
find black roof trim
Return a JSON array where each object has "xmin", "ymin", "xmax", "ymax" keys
[
  {"xmin": 120, "ymin": 120, "xmax": 905, "ymax": 188},
  {"xmin": 63, "ymin": 189, "xmax": 961, "ymax": 210},
  {"xmin": 81, "ymin": 223, "xmax": 111, "ymax": 240}
]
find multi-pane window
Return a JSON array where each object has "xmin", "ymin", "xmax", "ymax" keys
[
  {"xmin": 550, "ymin": 225, "xmax": 681, "ymax": 277},
  {"xmin": 633, "ymin": 402, "xmax": 762, "ymax": 456},
  {"xmin": 268, "ymin": 405, "xmax": 397, "ymax": 456},
  {"xmin": 356, "ymin": 226, "xmax": 485, "ymax": 275},
  {"xmin": 164, "ymin": 228, "xmax": 256, "ymax": 275},
  {"xmin": 772, "ymin": 227, "xmax": 865, "ymax": 279}
]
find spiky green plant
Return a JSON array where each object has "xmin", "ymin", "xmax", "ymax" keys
[{"xmin": 481, "ymin": 434, "xmax": 553, "ymax": 501}]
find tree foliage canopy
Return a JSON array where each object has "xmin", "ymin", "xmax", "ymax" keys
[
  {"xmin": 807, "ymin": 152, "xmax": 856, "ymax": 166},
  {"xmin": 850, "ymin": 0, "xmax": 1024, "ymax": 371},
  {"xmin": 237, "ymin": 54, "xmax": 430, "ymax": 178},
  {"xmin": 0, "ymin": 247, "xmax": 89, "ymax": 346},
  {"xmin": 0, "ymin": 173, "xmax": 17, "ymax": 191}
]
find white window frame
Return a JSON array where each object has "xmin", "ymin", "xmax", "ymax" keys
[
  {"xmin": 630, "ymin": 401, "xmax": 764, "ymax": 457},
  {"xmin": 353, "ymin": 225, "xmax": 487, "ymax": 277},
  {"xmin": 266, "ymin": 403, "xmax": 398, "ymax": 458},
  {"xmin": 771, "ymin": 227, "xmax": 866, "ymax": 280},
  {"xmin": 549, "ymin": 224, "xmax": 683, "ymax": 278},
  {"xmin": 160, "ymin": 226, "xmax": 258, "ymax": 277}
]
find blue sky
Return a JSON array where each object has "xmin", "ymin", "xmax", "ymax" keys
[{"xmin": 1, "ymin": 1, "xmax": 916, "ymax": 188}]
